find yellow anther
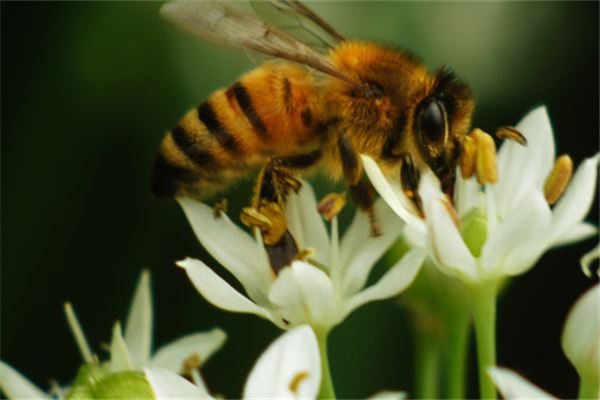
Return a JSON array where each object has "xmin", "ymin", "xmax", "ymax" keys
[
  {"xmin": 544, "ymin": 154, "xmax": 573, "ymax": 205},
  {"xmin": 471, "ymin": 128, "xmax": 498, "ymax": 185},
  {"xmin": 241, "ymin": 202, "xmax": 288, "ymax": 245},
  {"xmin": 213, "ymin": 198, "xmax": 228, "ymax": 218},
  {"xmin": 459, "ymin": 135, "xmax": 477, "ymax": 179},
  {"xmin": 289, "ymin": 371, "xmax": 309, "ymax": 394},
  {"xmin": 496, "ymin": 126, "xmax": 527, "ymax": 146},
  {"xmin": 180, "ymin": 353, "xmax": 202, "ymax": 376},
  {"xmin": 317, "ymin": 192, "xmax": 347, "ymax": 221}
]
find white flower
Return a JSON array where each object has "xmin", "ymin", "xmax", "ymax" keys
[
  {"xmin": 177, "ymin": 182, "xmax": 425, "ymax": 332},
  {"xmin": 146, "ymin": 325, "xmax": 405, "ymax": 400},
  {"xmin": 562, "ymin": 283, "xmax": 600, "ymax": 391},
  {"xmin": 487, "ymin": 367, "xmax": 556, "ymax": 399},
  {"xmin": 362, "ymin": 106, "xmax": 599, "ymax": 285},
  {"xmin": 0, "ymin": 270, "xmax": 226, "ymax": 400}
]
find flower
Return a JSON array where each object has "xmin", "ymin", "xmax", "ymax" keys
[
  {"xmin": 489, "ymin": 283, "xmax": 599, "ymax": 399},
  {"xmin": 146, "ymin": 325, "xmax": 405, "ymax": 400},
  {"xmin": 0, "ymin": 270, "xmax": 226, "ymax": 399},
  {"xmin": 562, "ymin": 283, "xmax": 599, "ymax": 393},
  {"xmin": 177, "ymin": 182, "xmax": 424, "ymax": 332},
  {"xmin": 362, "ymin": 106, "xmax": 599, "ymax": 285}
]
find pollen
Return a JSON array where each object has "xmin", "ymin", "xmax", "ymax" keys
[
  {"xmin": 241, "ymin": 202, "xmax": 288, "ymax": 245},
  {"xmin": 471, "ymin": 128, "xmax": 498, "ymax": 185},
  {"xmin": 459, "ymin": 135, "xmax": 477, "ymax": 179},
  {"xmin": 181, "ymin": 353, "xmax": 202, "ymax": 376},
  {"xmin": 289, "ymin": 371, "xmax": 309, "ymax": 394},
  {"xmin": 544, "ymin": 154, "xmax": 573, "ymax": 205}
]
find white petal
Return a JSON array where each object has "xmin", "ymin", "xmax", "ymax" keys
[
  {"xmin": 548, "ymin": 154, "xmax": 600, "ymax": 245},
  {"xmin": 269, "ymin": 261, "xmax": 335, "ymax": 329},
  {"xmin": 454, "ymin": 173, "xmax": 481, "ymax": 218},
  {"xmin": 341, "ymin": 200, "xmax": 403, "ymax": 296},
  {"xmin": 110, "ymin": 322, "xmax": 133, "ymax": 372},
  {"xmin": 145, "ymin": 367, "xmax": 213, "ymax": 399},
  {"xmin": 177, "ymin": 258, "xmax": 274, "ymax": 322},
  {"xmin": 0, "ymin": 361, "xmax": 49, "ymax": 399},
  {"xmin": 366, "ymin": 390, "xmax": 407, "ymax": 400},
  {"xmin": 552, "ymin": 222, "xmax": 598, "ymax": 248},
  {"xmin": 178, "ymin": 198, "xmax": 272, "ymax": 305},
  {"xmin": 482, "ymin": 191, "xmax": 552, "ymax": 277},
  {"xmin": 425, "ymin": 194, "xmax": 478, "ymax": 283},
  {"xmin": 344, "ymin": 249, "xmax": 424, "ymax": 318},
  {"xmin": 150, "ymin": 328, "xmax": 226, "ymax": 372},
  {"xmin": 561, "ymin": 284, "xmax": 600, "ymax": 381},
  {"xmin": 495, "ymin": 106, "xmax": 556, "ymax": 218},
  {"xmin": 581, "ymin": 244, "xmax": 600, "ymax": 278},
  {"xmin": 124, "ymin": 270, "xmax": 152, "ymax": 368},
  {"xmin": 285, "ymin": 182, "xmax": 330, "ymax": 266},
  {"xmin": 243, "ymin": 326, "xmax": 320, "ymax": 399},
  {"xmin": 488, "ymin": 367, "xmax": 556, "ymax": 399},
  {"xmin": 361, "ymin": 155, "xmax": 425, "ymax": 232}
]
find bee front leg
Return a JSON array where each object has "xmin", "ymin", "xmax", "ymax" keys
[
  {"xmin": 398, "ymin": 153, "xmax": 425, "ymax": 218},
  {"xmin": 338, "ymin": 137, "xmax": 380, "ymax": 236}
]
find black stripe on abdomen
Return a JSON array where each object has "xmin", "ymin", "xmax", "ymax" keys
[
  {"xmin": 197, "ymin": 102, "xmax": 241, "ymax": 154},
  {"xmin": 171, "ymin": 125, "xmax": 218, "ymax": 169},
  {"xmin": 231, "ymin": 81, "xmax": 269, "ymax": 139},
  {"xmin": 150, "ymin": 152, "xmax": 197, "ymax": 197}
]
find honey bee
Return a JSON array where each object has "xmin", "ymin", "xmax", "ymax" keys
[{"xmin": 151, "ymin": 0, "xmax": 509, "ymax": 271}]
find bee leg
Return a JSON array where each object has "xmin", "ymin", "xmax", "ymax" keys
[
  {"xmin": 398, "ymin": 153, "xmax": 425, "ymax": 218},
  {"xmin": 338, "ymin": 137, "xmax": 380, "ymax": 236}
]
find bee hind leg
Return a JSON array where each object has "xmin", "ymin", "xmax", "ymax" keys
[{"xmin": 398, "ymin": 153, "xmax": 425, "ymax": 218}]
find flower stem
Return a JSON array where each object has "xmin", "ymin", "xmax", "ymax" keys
[
  {"xmin": 445, "ymin": 310, "xmax": 471, "ymax": 399},
  {"xmin": 578, "ymin": 377, "xmax": 599, "ymax": 399},
  {"xmin": 471, "ymin": 281, "xmax": 499, "ymax": 400},
  {"xmin": 414, "ymin": 329, "xmax": 441, "ymax": 399},
  {"xmin": 316, "ymin": 329, "xmax": 336, "ymax": 400}
]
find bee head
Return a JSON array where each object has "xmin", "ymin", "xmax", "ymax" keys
[{"xmin": 415, "ymin": 69, "xmax": 474, "ymax": 191}]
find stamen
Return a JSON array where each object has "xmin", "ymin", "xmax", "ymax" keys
[
  {"xmin": 181, "ymin": 353, "xmax": 202, "ymax": 376},
  {"xmin": 580, "ymin": 244, "xmax": 599, "ymax": 278},
  {"xmin": 64, "ymin": 302, "xmax": 94, "ymax": 363},
  {"xmin": 241, "ymin": 202, "xmax": 287, "ymax": 246},
  {"xmin": 496, "ymin": 126, "xmax": 527, "ymax": 146},
  {"xmin": 317, "ymin": 192, "xmax": 346, "ymax": 221},
  {"xmin": 471, "ymin": 128, "xmax": 498, "ymax": 184},
  {"xmin": 459, "ymin": 135, "xmax": 476, "ymax": 179},
  {"xmin": 289, "ymin": 371, "xmax": 309, "ymax": 394},
  {"xmin": 212, "ymin": 198, "xmax": 228, "ymax": 218},
  {"xmin": 544, "ymin": 155, "xmax": 573, "ymax": 205}
]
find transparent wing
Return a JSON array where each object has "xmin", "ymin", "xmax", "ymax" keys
[
  {"xmin": 160, "ymin": 0, "xmax": 355, "ymax": 84},
  {"xmin": 249, "ymin": 0, "xmax": 344, "ymax": 52}
]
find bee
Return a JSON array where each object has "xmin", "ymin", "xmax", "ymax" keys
[{"xmin": 151, "ymin": 0, "xmax": 508, "ymax": 271}]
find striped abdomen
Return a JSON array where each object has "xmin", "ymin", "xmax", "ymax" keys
[{"xmin": 151, "ymin": 64, "xmax": 322, "ymax": 199}]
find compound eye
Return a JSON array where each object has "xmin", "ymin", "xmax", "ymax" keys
[{"xmin": 418, "ymin": 98, "xmax": 447, "ymax": 145}]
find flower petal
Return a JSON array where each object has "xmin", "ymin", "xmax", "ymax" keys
[
  {"xmin": 145, "ymin": 367, "xmax": 213, "ymax": 399},
  {"xmin": 285, "ymin": 182, "xmax": 330, "ymax": 266},
  {"xmin": 124, "ymin": 270, "xmax": 152, "ymax": 368},
  {"xmin": 268, "ymin": 261, "xmax": 335, "ymax": 329},
  {"xmin": 561, "ymin": 284, "xmax": 600, "ymax": 382},
  {"xmin": 552, "ymin": 222, "xmax": 598, "ymax": 248},
  {"xmin": 0, "ymin": 361, "xmax": 49, "ymax": 399},
  {"xmin": 177, "ymin": 258, "xmax": 274, "ymax": 323},
  {"xmin": 581, "ymin": 244, "xmax": 600, "ymax": 278},
  {"xmin": 488, "ymin": 367, "xmax": 556, "ymax": 399},
  {"xmin": 178, "ymin": 198, "xmax": 272, "ymax": 305},
  {"xmin": 425, "ymin": 193, "xmax": 478, "ymax": 283},
  {"xmin": 341, "ymin": 200, "xmax": 403, "ymax": 296},
  {"xmin": 110, "ymin": 322, "xmax": 133, "ymax": 372},
  {"xmin": 495, "ymin": 106, "xmax": 556, "ymax": 218},
  {"xmin": 343, "ymin": 249, "xmax": 424, "ymax": 318},
  {"xmin": 149, "ymin": 328, "xmax": 226, "ymax": 372},
  {"xmin": 366, "ymin": 390, "xmax": 407, "ymax": 400},
  {"xmin": 361, "ymin": 155, "xmax": 425, "ymax": 232},
  {"xmin": 482, "ymin": 191, "xmax": 552, "ymax": 278},
  {"xmin": 548, "ymin": 154, "xmax": 600, "ymax": 246},
  {"xmin": 243, "ymin": 326, "xmax": 320, "ymax": 399},
  {"xmin": 454, "ymin": 173, "xmax": 481, "ymax": 218}
]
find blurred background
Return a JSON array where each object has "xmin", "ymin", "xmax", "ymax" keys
[{"xmin": 2, "ymin": 1, "xmax": 598, "ymax": 398}]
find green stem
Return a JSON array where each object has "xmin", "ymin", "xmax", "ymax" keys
[
  {"xmin": 578, "ymin": 377, "xmax": 599, "ymax": 399},
  {"xmin": 445, "ymin": 310, "xmax": 471, "ymax": 399},
  {"xmin": 414, "ymin": 328, "xmax": 441, "ymax": 399},
  {"xmin": 471, "ymin": 281, "xmax": 499, "ymax": 400},
  {"xmin": 316, "ymin": 329, "xmax": 336, "ymax": 400}
]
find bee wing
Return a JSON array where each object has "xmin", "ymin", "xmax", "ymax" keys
[
  {"xmin": 160, "ymin": 0, "xmax": 355, "ymax": 84},
  {"xmin": 249, "ymin": 0, "xmax": 344, "ymax": 51}
]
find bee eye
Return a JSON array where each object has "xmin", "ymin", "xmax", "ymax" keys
[{"xmin": 417, "ymin": 98, "xmax": 447, "ymax": 144}]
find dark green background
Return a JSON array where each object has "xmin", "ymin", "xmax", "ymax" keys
[{"xmin": 2, "ymin": 1, "xmax": 598, "ymax": 398}]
